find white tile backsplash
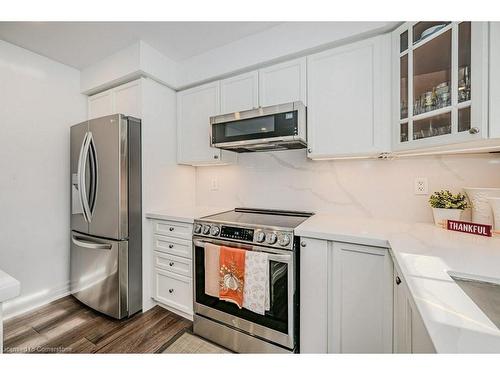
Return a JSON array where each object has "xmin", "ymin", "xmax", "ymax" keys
[{"xmin": 195, "ymin": 149, "xmax": 500, "ymax": 223}]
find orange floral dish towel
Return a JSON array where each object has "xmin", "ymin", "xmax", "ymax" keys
[{"xmin": 219, "ymin": 246, "xmax": 245, "ymax": 308}]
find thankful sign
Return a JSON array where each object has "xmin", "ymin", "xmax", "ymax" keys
[{"xmin": 447, "ymin": 219, "xmax": 492, "ymax": 237}]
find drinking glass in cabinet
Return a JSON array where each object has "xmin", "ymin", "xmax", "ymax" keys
[
  {"xmin": 400, "ymin": 55, "xmax": 408, "ymax": 119},
  {"xmin": 400, "ymin": 122, "xmax": 409, "ymax": 142},
  {"xmin": 413, "ymin": 29, "xmax": 451, "ymax": 115},
  {"xmin": 413, "ymin": 112, "xmax": 451, "ymax": 140},
  {"xmin": 400, "ymin": 30, "xmax": 408, "ymax": 53},
  {"xmin": 458, "ymin": 22, "xmax": 471, "ymax": 103},
  {"xmin": 412, "ymin": 22, "xmax": 451, "ymax": 44},
  {"xmin": 458, "ymin": 106, "xmax": 471, "ymax": 133}
]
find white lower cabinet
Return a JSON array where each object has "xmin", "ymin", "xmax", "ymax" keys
[
  {"xmin": 151, "ymin": 219, "xmax": 194, "ymax": 320},
  {"xmin": 393, "ymin": 266, "xmax": 435, "ymax": 353},
  {"xmin": 300, "ymin": 238, "xmax": 393, "ymax": 353}
]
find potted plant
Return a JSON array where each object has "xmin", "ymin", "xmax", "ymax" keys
[{"xmin": 429, "ymin": 190, "xmax": 468, "ymax": 226}]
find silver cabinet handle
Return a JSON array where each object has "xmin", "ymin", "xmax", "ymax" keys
[
  {"xmin": 300, "ymin": 241, "xmax": 307, "ymax": 247},
  {"xmin": 168, "ymin": 244, "xmax": 174, "ymax": 249},
  {"xmin": 169, "ymin": 227, "xmax": 174, "ymax": 231},
  {"xmin": 396, "ymin": 276, "xmax": 401, "ymax": 285},
  {"xmin": 72, "ymin": 235, "xmax": 112, "ymax": 250},
  {"xmin": 169, "ymin": 262, "xmax": 174, "ymax": 266},
  {"xmin": 169, "ymin": 288, "xmax": 174, "ymax": 294},
  {"xmin": 307, "ymin": 148, "xmax": 312, "ymax": 154},
  {"xmin": 469, "ymin": 127, "xmax": 480, "ymax": 134}
]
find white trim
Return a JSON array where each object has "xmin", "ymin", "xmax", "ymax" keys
[{"xmin": 2, "ymin": 281, "xmax": 71, "ymax": 320}]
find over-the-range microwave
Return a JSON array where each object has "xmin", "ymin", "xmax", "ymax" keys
[{"xmin": 210, "ymin": 101, "xmax": 307, "ymax": 152}]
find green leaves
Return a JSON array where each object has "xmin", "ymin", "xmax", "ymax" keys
[{"xmin": 429, "ymin": 190, "xmax": 469, "ymax": 209}]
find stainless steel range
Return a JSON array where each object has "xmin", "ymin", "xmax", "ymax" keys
[{"xmin": 192, "ymin": 208, "xmax": 313, "ymax": 353}]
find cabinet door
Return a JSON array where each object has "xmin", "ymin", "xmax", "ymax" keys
[
  {"xmin": 329, "ymin": 242, "xmax": 393, "ymax": 353},
  {"xmin": 259, "ymin": 58, "xmax": 307, "ymax": 107},
  {"xmin": 393, "ymin": 266, "xmax": 435, "ymax": 353},
  {"xmin": 88, "ymin": 89, "xmax": 113, "ymax": 120},
  {"xmin": 299, "ymin": 237, "xmax": 328, "ymax": 353},
  {"xmin": 177, "ymin": 82, "xmax": 223, "ymax": 165},
  {"xmin": 490, "ymin": 22, "xmax": 500, "ymax": 139},
  {"xmin": 393, "ymin": 269, "xmax": 412, "ymax": 353},
  {"xmin": 307, "ymin": 35, "xmax": 390, "ymax": 158},
  {"xmin": 220, "ymin": 71, "xmax": 259, "ymax": 114},
  {"xmin": 114, "ymin": 79, "xmax": 141, "ymax": 118}
]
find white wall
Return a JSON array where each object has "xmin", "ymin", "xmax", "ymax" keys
[
  {"xmin": 0, "ymin": 40, "xmax": 87, "ymax": 318},
  {"xmin": 196, "ymin": 150, "xmax": 500, "ymax": 223}
]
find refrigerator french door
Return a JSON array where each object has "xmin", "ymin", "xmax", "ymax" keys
[{"xmin": 70, "ymin": 114, "xmax": 142, "ymax": 319}]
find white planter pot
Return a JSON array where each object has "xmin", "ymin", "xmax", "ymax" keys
[
  {"xmin": 432, "ymin": 208, "xmax": 463, "ymax": 226},
  {"xmin": 464, "ymin": 187, "xmax": 500, "ymax": 225},
  {"xmin": 487, "ymin": 197, "xmax": 500, "ymax": 231}
]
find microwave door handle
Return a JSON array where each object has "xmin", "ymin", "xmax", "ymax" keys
[
  {"xmin": 71, "ymin": 234, "xmax": 112, "ymax": 250},
  {"xmin": 77, "ymin": 132, "xmax": 90, "ymax": 222}
]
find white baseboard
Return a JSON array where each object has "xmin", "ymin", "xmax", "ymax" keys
[{"xmin": 2, "ymin": 282, "xmax": 71, "ymax": 320}]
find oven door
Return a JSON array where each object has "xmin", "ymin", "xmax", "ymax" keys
[{"xmin": 193, "ymin": 237, "xmax": 296, "ymax": 350}]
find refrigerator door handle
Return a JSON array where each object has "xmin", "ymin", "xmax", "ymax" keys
[
  {"xmin": 71, "ymin": 234, "xmax": 112, "ymax": 250},
  {"xmin": 88, "ymin": 134, "xmax": 98, "ymax": 219},
  {"xmin": 79, "ymin": 131, "xmax": 93, "ymax": 223},
  {"xmin": 77, "ymin": 132, "xmax": 90, "ymax": 222}
]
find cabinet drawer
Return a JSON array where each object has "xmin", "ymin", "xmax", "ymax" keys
[
  {"xmin": 153, "ymin": 235, "xmax": 192, "ymax": 259},
  {"xmin": 154, "ymin": 268, "xmax": 193, "ymax": 315},
  {"xmin": 154, "ymin": 251, "xmax": 192, "ymax": 277},
  {"xmin": 153, "ymin": 220, "xmax": 193, "ymax": 240}
]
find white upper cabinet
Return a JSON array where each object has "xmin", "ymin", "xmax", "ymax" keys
[
  {"xmin": 177, "ymin": 81, "xmax": 237, "ymax": 166},
  {"xmin": 88, "ymin": 89, "xmax": 114, "ymax": 120},
  {"xmin": 88, "ymin": 79, "xmax": 141, "ymax": 119},
  {"xmin": 307, "ymin": 35, "xmax": 391, "ymax": 159},
  {"xmin": 490, "ymin": 22, "xmax": 500, "ymax": 139},
  {"xmin": 113, "ymin": 80, "xmax": 141, "ymax": 118},
  {"xmin": 259, "ymin": 58, "xmax": 307, "ymax": 107},
  {"xmin": 393, "ymin": 22, "xmax": 489, "ymax": 151},
  {"xmin": 220, "ymin": 71, "xmax": 259, "ymax": 114}
]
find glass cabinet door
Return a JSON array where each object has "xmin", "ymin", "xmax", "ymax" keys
[{"xmin": 396, "ymin": 21, "xmax": 483, "ymax": 148}]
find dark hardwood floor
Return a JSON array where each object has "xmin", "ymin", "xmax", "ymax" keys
[{"xmin": 3, "ymin": 296, "xmax": 192, "ymax": 353}]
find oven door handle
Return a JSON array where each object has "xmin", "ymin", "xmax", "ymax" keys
[{"xmin": 193, "ymin": 239, "xmax": 292, "ymax": 262}]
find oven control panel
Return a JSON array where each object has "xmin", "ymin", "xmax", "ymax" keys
[
  {"xmin": 193, "ymin": 221, "xmax": 295, "ymax": 250},
  {"xmin": 220, "ymin": 226, "xmax": 254, "ymax": 242}
]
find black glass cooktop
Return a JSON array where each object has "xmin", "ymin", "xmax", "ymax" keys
[{"xmin": 200, "ymin": 208, "xmax": 313, "ymax": 229}]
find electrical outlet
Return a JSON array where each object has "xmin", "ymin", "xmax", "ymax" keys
[
  {"xmin": 414, "ymin": 177, "xmax": 428, "ymax": 195},
  {"xmin": 210, "ymin": 177, "xmax": 219, "ymax": 191}
]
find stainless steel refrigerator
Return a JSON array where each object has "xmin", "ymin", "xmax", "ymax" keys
[{"xmin": 70, "ymin": 114, "xmax": 142, "ymax": 319}]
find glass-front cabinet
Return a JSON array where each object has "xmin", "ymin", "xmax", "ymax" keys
[{"xmin": 392, "ymin": 22, "xmax": 488, "ymax": 150}]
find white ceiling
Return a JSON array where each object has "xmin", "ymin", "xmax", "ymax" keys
[{"xmin": 0, "ymin": 22, "xmax": 282, "ymax": 69}]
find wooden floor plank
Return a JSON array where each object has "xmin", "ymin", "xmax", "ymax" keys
[{"xmin": 3, "ymin": 296, "xmax": 192, "ymax": 354}]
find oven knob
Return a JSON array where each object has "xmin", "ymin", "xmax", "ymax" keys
[
  {"xmin": 202, "ymin": 225, "xmax": 211, "ymax": 235},
  {"xmin": 194, "ymin": 223, "xmax": 202, "ymax": 234},
  {"xmin": 210, "ymin": 225, "xmax": 220, "ymax": 236},
  {"xmin": 265, "ymin": 232, "xmax": 277, "ymax": 245},
  {"xmin": 255, "ymin": 231, "xmax": 266, "ymax": 243},
  {"xmin": 277, "ymin": 233, "xmax": 291, "ymax": 247}
]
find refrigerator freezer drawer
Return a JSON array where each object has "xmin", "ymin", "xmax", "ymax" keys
[{"xmin": 70, "ymin": 231, "xmax": 129, "ymax": 319}]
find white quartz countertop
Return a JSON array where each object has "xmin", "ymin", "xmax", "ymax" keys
[
  {"xmin": 296, "ymin": 214, "xmax": 500, "ymax": 353},
  {"xmin": 0, "ymin": 269, "xmax": 20, "ymax": 304},
  {"xmin": 146, "ymin": 206, "xmax": 232, "ymax": 223}
]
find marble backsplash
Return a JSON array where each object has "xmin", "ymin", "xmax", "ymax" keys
[{"xmin": 195, "ymin": 149, "xmax": 500, "ymax": 223}]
